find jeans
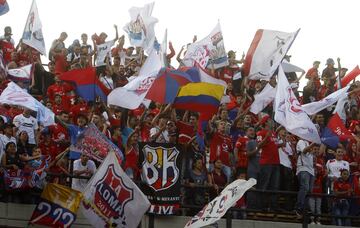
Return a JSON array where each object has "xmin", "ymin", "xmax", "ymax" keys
[
  {"xmin": 257, "ymin": 164, "xmax": 280, "ymax": 209},
  {"xmin": 333, "ymin": 199, "xmax": 351, "ymax": 226},
  {"xmin": 296, "ymin": 171, "xmax": 314, "ymax": 211},
  {"xmin": 309, "ymin": 197, "xmax": 322, "ymax": 219},
  {"xmin": 280, "ymin": 165, "xmax": 294, "ymax": 210}
]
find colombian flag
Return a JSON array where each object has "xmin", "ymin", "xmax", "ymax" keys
[
  {"xmin": 59, "ymin": 67, "xmax": 110, "ymax": 102},
  {"xmin": 173, "ymin": 82, "xmax": 225, "ymax": 119}
]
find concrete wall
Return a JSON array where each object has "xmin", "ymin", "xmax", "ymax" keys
[{"xmin": 0, "ymin": 203, "xmax": 352, "ymax": 228}]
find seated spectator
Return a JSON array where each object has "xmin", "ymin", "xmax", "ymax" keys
[
  {"xmin": 326, "ymin": 147, "xmax": 350, "ymax": 191},
  {"xmin": 72, "ymin": 153, "xmax": 96, "ymax": 191},
  {"xmin": 16, "ymin": 131, "xmax": 32, "ymax": 156},
  {"xmin": 1, "ymin": 142, "xmax": 22, "ymax": 170},
  {"xmin": 333, "ymin": 169, "xmax": 353, "ymax": 226},
  {"xmin": 0, "ymin": 123, "xmax": 16, "ymax": 158}
]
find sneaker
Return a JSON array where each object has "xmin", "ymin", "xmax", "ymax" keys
[{"xmin": 294, "ymin": 209, "xmax": 302, "ymax": 219}]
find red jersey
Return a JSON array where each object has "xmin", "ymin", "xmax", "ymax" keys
[
  {"xmin": 334, "ymin": 179, "xmax": 352, "ymax": 198},
  {"xmin": 313, "ymin": 157, "xmax": 325, "ymax": 194},
  {"xmin": 235, "ymin": 136, "xmax": 249, "ymax": 168},
  {"xmin": 47, "ymin": 83, "xmax": 67, "ymax": 101},
  {"xmin": 69, "ymin": 102, "xmax": 89, "ymax": 123},
  {"xmin": 54, "ymin": 54, "xmax": 68, "ymax": 75},
  {"xmin": 256, "ymin": 130, "xmax": 280, "ymax": 165},
  {"xmin": 140, "ymin": 125, "xmax": 151, "ymax": 142},
  {"xmin": 0, "ymin": 40, "xmax": 15, "ymax": 63},
  {"xmin": 39, "ymin": 141, "xmax": 60, "ymax": 161},
  {"xmin": 48, "ymin": 123, "xmax": 69, "ymax": 143},
  {"xmin": 123, "ymin": 147, "xmax": 139, "ymax": 178},
  {"xmin": 209, "ymin": 132, "xmax": 233, "ymax": 166}
]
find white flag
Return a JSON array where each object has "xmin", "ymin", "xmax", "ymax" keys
[
  {"xmin": 95, "ymin": 40, "xmax": 115, "ymax": 66},
  {"xmin": 123, "ymin": 2, "xmax": 158, "ymax": 52},
  {"xmin": 243, "ymin": 29, "xmax": 300, "ymax": 80},
  {"xmin": 183, "ymin": 22, "xmax": 228, "ymax": 69},
  {"xmin": 281, "ymin": 60, "xmax": 304, "ymax": 73},
  {"xmin": 22, "ymin": 0, "xmax": 46, "ymax": 55},
  {"xmin": 185, "ymin": 178, "xmax": 256, "ymax": 228},
  {"xmin": 7, "ymin": 64, "xmax": 33, "ymax": 81},
  {"xmin": 0, "ymin": 82, "xmax": 54, "ymax": 126},
  {"xmin": 301, "ymin": 85, "xmax": 350, "ymax": 115},
  {"xmin": 81, "ymin": 151, "xmax": 150, "ymax": 228},
  {"xmin": 250, "ymin": 83, "xmax": 276, "ymax": 114},
  {"xmin": 108, "ymin": 44, "xmax": 162, "ymax": 109},
  {"xmin": 333, "ymin": 92, "xmax": 349, "ymax": 121},
  {"xmin": 274, "ymin": 66, "xmax": 321, "ymax": 144}
]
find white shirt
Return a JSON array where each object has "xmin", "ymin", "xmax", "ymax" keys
[
  {"xmin": 13, "ymin": 114, "xmax": 38, "ymax": 144},
  {"xmin": 278, "ymin": 141, "xmax": 293, "ymax": 169},
  {"xmin": 0, "ymin": 134, "xmax": 16, "ymax": 159},
  {"xmin": 150, "ymin": 127, "xmax": 169, "ymax": 143},
  {"xmin": 72, "ymin": 159, "xmax": 96, "ymax": 191},
  {"xmin": 296, "ymin": 140, "xmax": 314, "ymax": 176},
  {"xmin": 326, "ymin": 159, "xmax": 350, "ymax": 178},
  {"xmin": 100, "ymin": 76, "xmax": 114, "ymax": 90}
]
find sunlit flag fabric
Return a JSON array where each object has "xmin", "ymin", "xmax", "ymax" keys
[
  {"xmin": 0, "ymin": 82, "xmax": 54, "ymax": 126},
  {"xmin": 321, "ymin": 113, "xmax": 353, "ymax": 149},
  {"xmin": 274, "ymin": 66, "xmax": 321, "ymax": 144},
  {"xmin": 108, "ymin": 39, "xmax": 162, "ymax": 109},
  {"xmin": 29, "ymin": 183, "xmax": 83, "ymax": 228},
  {"xmin": 0, "ymin": 0, "xmax": 9, "ymax": 16},
  {"xmin": 183, "ymin": 22, "xmax": 228, "ymax": 69},
  {"xmin": 22, "ymin": 0, "xmax": 46, "ymax": 55},
  {"xmin": 301, "ymin": 85, "xmax": 350, "ymax": 116},
  {"xmin": 281, "ymin": 60, "xmax": 304, "ymax": 73},
  {"xmin": 333, "ymin": 91, "xmax": 349, "ymax": 121},
  {"xmin": 185, "ymin": 178, "xmax": 256, "ymax": 228},
  {"xmin": 59, "ymin": 67, "xmax": 110, "ymax": 102},
  {"xmin": 81, "ymin": 151, "xmax": 150, "ymax": 228},
  {"xmin": 173, "ymin": 82, "xmax": 225, "ymax": 120},
  {"xmin": 243, "ymin": 28, "xmax": 300, "ymax": 81},
  {"xmin": 145, "ymin": 68, "xmax": 194, "ymax": 104},
  {"xmin": 123, "ymin": 2, "xmax": 158, "ymax": 52},
  {"xmin": 250, "ymin": 83, "xmax": 276, "ymax": 114},
  {"xmin": 95, "ymin": 40, "xmax": 115, "ymax": 66},
  {"xmin": 7, "ymin": 64, "xmax": 33, "ymax": 82}
]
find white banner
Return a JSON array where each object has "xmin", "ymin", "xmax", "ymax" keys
[
  {"xmin": 81, "ymin": 151, "xmax": 150, "ymax": 228},
  {"xmin": 243, "ymin": 29, "xmax": 300, "ymax": 80},
  {"xmin": 108, "ymin": 43, "xmax": 162, "ymax": 109},
  {"xmin": 7, "ymin": 64, "xmax": 33, "ymax": 81},
  {"xmin": 0, "ymin": 82, "xmax": 54, "ymax": 126},
  {"xmin": 185, "ymin": 178, "xmax": 256, "ymax": 228},
  {"xmin": 123, "ymin": 2, "xmax": 158, "ymax": 52},
  {"xmin": 183, "ymin": 22, "xmax": 228, "ymax": 69},
  {"xmin": 301, "ymin": 85, "xmax": 350, "ymax": 115},
  {"xmin": 22, "ymin": 0, "xmax": 46, "ymax": 55},
  {"xmin": 250, "ymin": 83, "xmax": 276, "ymax": 114},
  {"xmin": 95, "ymin": 40, "xmax": 115, "ymax": 66},
  {"xmin": 274, "ymin": 66, "xmax": 321, "ymax": 144},
  {"xmin": 333, "ymin": 92, "xmax": 349, "ymax": 121}
]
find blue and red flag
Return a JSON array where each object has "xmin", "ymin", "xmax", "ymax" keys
[
  {"xmin": 321, "ymin": 113, "xmax": 353, "ymax": 149},
  {"xmin": 59, "ymin": 67, "xmax": 110, "ymax": 102},
  {"xmin": 0, "ymin": 0, "xmax": 9, "ymax": 16},
  {"xmin": 145, "ymin": 68, "xmax": 195, "ymax": 104}
]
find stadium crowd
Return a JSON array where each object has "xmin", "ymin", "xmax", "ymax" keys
[{"xmin": 0, "ymin": 24, "xmax": 360, "ymax": 227}]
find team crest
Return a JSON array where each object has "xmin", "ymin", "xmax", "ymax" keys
[
  {"xmin": 84, "ymin": 164, "xmax": 134, "ymax": 227},
  {"xmin": 141, "ymin": 145, "xmax": 180, "ymax": 192}
]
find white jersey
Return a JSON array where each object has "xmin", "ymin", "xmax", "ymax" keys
[
  {"xmin": 13, "ymin": 114, "xmax": 38, "ymax": 144},
  {"xmin": 278, "ymin": 141, "xmax": 293, "ymax": 169},
  {"xmin": 326, "ymin": 159, "xmax": 350, "ymax": 178},
  {"xmin": 72, "ymin": 159, "xmax": 96, "ymax": 191}
]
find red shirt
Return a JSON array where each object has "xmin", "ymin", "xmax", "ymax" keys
[
  {"xmin": 256, "ymin": 130, "xmax": 280, "ymax": 165},
  {"xmin": 123, "ymin": 147, "xmax": 139, "ymax": 178},
  {"xmin": 140, "ymin": 125, "xmax": 150, "ymax": 142},
  {"xmin": 54, "ymin": 54, "xmax": 68, "ymax": 75},
  {"xmin": 69, "ymin": 102, "xmax": 89, "ymax": 123},
  {"xmin": 334, "ymin": 179, "xmax": 352, "ymax": 198},
  {"xmin": 47, "ymin": 83, "xmax": 68, "ymax": 101},
  {"xmin": 313, "ymin": 157, "xmax": 325, "ymax": 194},
  {"xmin": 0, "ymin": 40, "xmax": 15, "ymax": 63},
  {"xmin": 39, "ymin": 141, "xmax": 60, "ymax": 161},
  {"xmin": 209, "ymin": 132, "xmax": 233, "ymax": 166},
  {"xmin": 48, "ymin": 123, "xmax": 69, "ymax": 142},
  {"xmin": 235, "ymin": 136, "xmax": 249, "ymax": 168}
]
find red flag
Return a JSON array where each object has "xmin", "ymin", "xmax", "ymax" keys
[
  {"xmin": 328, "ymin": 113, "xmax": 353, "ymax": 141},
  {"xmin": 335, "ymin": 65, "xmax": 360, "ymax": 89}
]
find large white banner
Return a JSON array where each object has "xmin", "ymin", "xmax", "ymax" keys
[
  {"xmin": 243, "ymin": 29, "xmax": 300, "ymax": 81},
  {"xmin": 22, "ymin": 0, "xmax": 46, "ymax": 55},
  {"xmin": 7, "ymin": 64, "xmax": 33, "ymax": 81},
  {"xmin": 81, "ymin": 151, "xmax": 150, "ymax": 228},
  {"xmin": 301, "ymin": 85, "xmax": 350, "ymax": 115},
  {"xmin": 184, "ymin": 178, "xmax": 256, "ymax": 228},
  {"xmin": 183, "ymin": 22, "xmax": 228, "ymax": 70},
  {"xmin": 250, "ymin": 83, "xmax": 276, "ymax": 114},
  {"xmin": 274, "ymin": 66, "xmax": 321, "ymax": 144},
  {"xmin": 123, "ymin": 2, "xmax": 158, "ymax": 52},
  {"xmin": 0, "ymin": 82, "xmax": 54, "ymax": 126}
]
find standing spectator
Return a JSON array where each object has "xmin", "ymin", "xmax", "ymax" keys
[
  {"xmin": 256, "ymin": 119, "xmax": 280, "ymax": 211},
  {"xmin": 305, "ymin": 61, "xmax": 321, "ymax": 91},
  {"xmin": 326, "ymin": 147, "xmax": 350, "ymax": 185},
  {"xmin": 123, "ymin": 131, "xmax": 139, "ymax": 180},
  {"xmin": 13, "ymin": 108, "xmax": 39, "ymax": 147},
  {"xmin": 49, "ymin": 32, "xmax": 68, "ymax": 61},
  {"xmin": 72, "ymin": 153, "xmax": 96, "ymax": 191},
  {"xmin": 295, "ymin": 140, "xmax": 317, "ymax": 217},
  {"xmin": 333, "ymin": 169, "xmax": 353, "ymax": 226},
  {"xmin": 150, "ymin": 114, "xmax": 169, "ymax": 143},
  {"xmin": 0, "ymin": 26, "xmax": 15, "ymax": 63},
  {"xmin": 208, "ymin": 159, "xmax": 228, "ymax": 200}
]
